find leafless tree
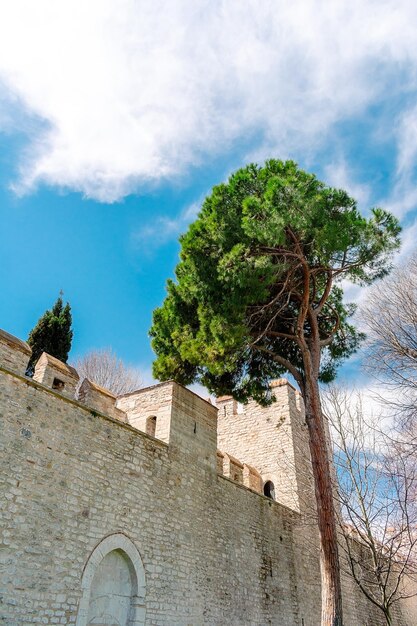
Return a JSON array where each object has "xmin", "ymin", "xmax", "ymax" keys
[
  {"xmin": 324, "ymin": 386, "xmax": 417, "ymax": 626},
  {"xmin": 361, "ymin": 252, "xmax": 417, "ymax": 436},
  {"xmin": 74, "ymin": 349, "xmax": 143, "ymax": 396}
]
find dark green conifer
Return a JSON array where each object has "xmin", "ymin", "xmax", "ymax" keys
[{"xmin": 26, "ymin": 296, "xmax": 73, "ymax": 375}]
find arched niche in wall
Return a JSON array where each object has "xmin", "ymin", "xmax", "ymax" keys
[{"xmin": 75, "ymin": 533, "xmax": 146, "ymax": 626}]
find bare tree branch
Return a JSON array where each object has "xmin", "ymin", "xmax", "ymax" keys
[
  {"xmin": 361, "ymin": 253, "xmax": 417, "ymax": 434},
  {"xmin": 324, "ymin": 386, "xmax": 417, "ymax": 626},
  {"xmin": 73, "ymin": 349, "xmax": 143, "ymax": 396}
]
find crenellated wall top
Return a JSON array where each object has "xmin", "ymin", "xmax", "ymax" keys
[{"xmin": 0, "ymin": 328, "xmax": 32, "ymax": 355}]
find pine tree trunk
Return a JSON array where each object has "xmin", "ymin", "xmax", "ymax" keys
[{"xmin": 304, "ymin": 371, "xmax": 344, "ymax": 626}]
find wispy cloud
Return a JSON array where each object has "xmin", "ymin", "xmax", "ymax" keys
[
  {"xmin": 396, "ymin": 102, "xmax": 417, "ymax": 177},
  {"xmin": 324, "ymin": 160, "xmax": 371, "ymax": 209},
  {"xmin": 1, "ymin": 1, "xmax": 417, "ymax": 201},
  {"xmin": 132, "ymin": 201, "xmax": 200, "ymax": 252},
  {"xmin": 340, "ymin": 216, "xmax": 417, "ymax": 307}
]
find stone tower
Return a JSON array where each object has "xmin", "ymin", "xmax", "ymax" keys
[{"xmin": 216, "ymin": 379, "xmax": 315, "ymax": 515}]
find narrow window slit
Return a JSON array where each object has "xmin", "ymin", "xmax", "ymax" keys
[{"xmin": 146, "ymin": 415, "xmax": 157, "ymax": 437}]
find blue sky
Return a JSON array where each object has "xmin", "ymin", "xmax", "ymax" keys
[{"xmin": 1, "ymin": 1, "xmax": 417, "ymax": 390}]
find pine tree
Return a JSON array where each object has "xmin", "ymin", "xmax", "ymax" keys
[
  {"xmin": 150, "ymin": 159, "xmax": 401, "ymax": 626},
  {"xmin": 26, "ymin": 296, "xmax": 73, "ymax": 375}
]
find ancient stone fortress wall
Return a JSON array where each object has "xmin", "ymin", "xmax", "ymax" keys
[{"xmin": 0, "ymin": 327, "xmax": 415, "ymax": 626}]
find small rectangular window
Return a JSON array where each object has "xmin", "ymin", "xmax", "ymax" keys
[{"xmin": 52, "ymin": 378, "xmax": 65, "ymax": 391}]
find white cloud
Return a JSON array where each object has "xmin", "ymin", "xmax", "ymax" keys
[
  {"xmin": 384, "ymin": 183, "xmax": 417, "ymax": 219},
  {"xmin": 340, "ymin": 380, "xmax": 397, "ymax": 418},
  {"xmin": 337, "ymin": 214, "xmax": 417, "ymax": 308},
  {"xmin": 396, "ymin": 103, "xmax": 417, "ymax": 177},
  {"xmin": 1, "ymin": 1, "xmax": 417, "ymax": 201},
  {"xmin": 394, "ymin": 218, "xmax": 417, "ymax": 262},
  {"xmin": 324, "ymin": 160, "xmax": 371, "ymax": 209}
]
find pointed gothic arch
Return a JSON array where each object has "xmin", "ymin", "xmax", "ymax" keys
[{"xmin": 75, "ymin": 533, "xmax": 146, "ymax": 626}]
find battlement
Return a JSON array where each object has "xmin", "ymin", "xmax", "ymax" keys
[
  {"xmin": 0, "ymin": 327, "xmax": 217, "ymax": 467},
  {"xmin": 0, "ymin": 327, "xmax": 320, "ymax": 626},
  {"xmin": 0, "ymin": 326, "xmax": 310, "ymax": 510},
  {"xmin": 216, "ymin": 450, "xmax": 263, "ymax": 493},
  {"xmin": 78, "ymin": 378, "xmax": 128, "ymax": 422},
  {"xmin": 0, "ymin": 328, "xmax": 129, "ymax": 422},
  {"xmin": 33, "ymin": 352, "xmax": 80, "ymax": 398}
]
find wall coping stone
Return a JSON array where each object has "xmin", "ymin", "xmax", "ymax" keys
[
  {"xmin": 118, "ymin": 379, "xmax": 217, "ymax": 413},
  {"xmin": 80, "ymin": 377, "xmax": 116, "ymax": 399},
  {"xmin": 36, "ymin": 352, "xmax": 79, "ymax": 379},
  {"xmin": 0, "ymin": 328, "xmax": 32, "ymax": 355},
  {"xmin": 243, "ymin": 462, "xmax": 262, "ymax": 476},
  {"xmin": 224, "ymin": 452, "xmax": 244, "ymax": 468}
]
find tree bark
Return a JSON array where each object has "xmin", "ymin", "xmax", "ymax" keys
[{"xmin": 304, "ymin": 371, "xmax": 344, "ymax": 626}]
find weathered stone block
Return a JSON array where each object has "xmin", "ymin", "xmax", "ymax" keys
[
  {"xmin": 0, "ymin": 328, "xmax": 31, "ymax": 375},
  {"xmin": 77, "ymin": 378, "xmax": 127, "ymax": 422}
]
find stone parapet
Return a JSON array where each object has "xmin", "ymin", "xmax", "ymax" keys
[
  {"xmin": 78, "ymin": 378, "xmax": 127, "ymax": 422},
  {"xmin": 116, "ymin": 381, "xmax": 175, "ymax": 442},
  {"xmin": 33, "ymin": 352, "xmax": 79, "ymax": 398},
  {"xmin": 0, "ymin": 328, "xmax": 32, "ymax": 375},
  {"xmin": 243, "ymin": 462, "xmax": 263, "ymax": 493},
  {"xmin": 222, "ymin": 452, "xmax": 244, "ymax": 484},
  {"xmin": 216, "ymin": 395, "xmax": 238, "ymax": 417},
  {"xmin": 216, "ymin": 378, "xmax": 312, "ymax": 513},
  {"xmin": 217, "ymin": 449, "xmax": 263, "ymax": 493}
]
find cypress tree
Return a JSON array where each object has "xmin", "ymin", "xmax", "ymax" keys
[{"xmin": 26, "ymin": 296, "xmax": 73, "ymax": 375}]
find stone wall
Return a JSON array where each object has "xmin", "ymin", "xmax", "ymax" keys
[
  {"xmin": 0, "ymin": 329, "xmax": 415, "ymax": 626},
  {"xmin": 0, "ymin": 367, "xmax": 306, "ymax": 625}
]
